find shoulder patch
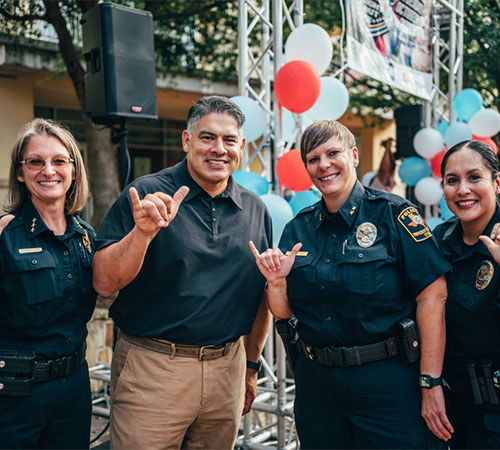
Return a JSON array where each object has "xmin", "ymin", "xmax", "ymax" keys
[{"xmin": 397, "ymin": 206, "xmax": 432, "ymax": 242}]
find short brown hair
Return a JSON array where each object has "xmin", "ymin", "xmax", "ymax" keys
[
  {"xmin": 5, "ymin": 118, "xmax": 89, "ymax": 215},
  {"xmin": 300, "ymin": 120, "xmax": 356, "ymax": 163}
]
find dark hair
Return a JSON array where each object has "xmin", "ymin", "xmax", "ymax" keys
[
  {"xmin": 187, "ymin": 96, "xmax": 245, "ymax": 137},
  {"xmin": 300, "ymin": 120, "xmax": 356, "ymax": 163},
  {"xmin": 441, "ymin": 140, "xmax": 499, "ymax": 180}
]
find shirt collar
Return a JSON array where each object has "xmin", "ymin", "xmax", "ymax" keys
[
  {"xmin": 441, "ymin": 204, "xmax": 500, "ymax": 260},
  {"xmin": 313, "ymin": 181, "xmax": 364, "ymax": 230},
  {"xmin": 171, "ymin": 158, "xmax": 243, "ymax": 209}
]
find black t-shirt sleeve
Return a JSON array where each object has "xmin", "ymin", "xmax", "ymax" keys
[{"xmin": 95, "ymin": 189, "xmax": 135, "ymax": 251}]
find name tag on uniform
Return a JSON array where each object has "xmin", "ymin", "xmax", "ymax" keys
[
  {"xmin": 18, "ymin": 247, "xmax": 43, "ymax": 254},
  {"xmin": 285, "ymin": 251, "xmax": 308, "ymax": 256}
]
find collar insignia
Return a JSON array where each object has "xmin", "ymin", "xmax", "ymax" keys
[{"xmin": 30, "ymin": 217, "xmax": 37, "ymax": 233}]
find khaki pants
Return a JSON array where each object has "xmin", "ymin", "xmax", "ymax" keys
[{"xmin": 109, "ymin": 333, "xmax": 245, "ymax": 450}]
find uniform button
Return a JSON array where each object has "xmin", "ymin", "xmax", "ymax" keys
[
  {"xmin": 212, "ymin": 208, "xmax": 216, "ymax": 212},
  {"xmin": 325, "ymin": 258, "xmax": 331, "ymax": 263},
  {"xmin": 67, "ymin": 274, "xmax": 73, "ymax": 279},
  {"xmin": 319, "ymin": 285, "xmax": 325, "ymax": 290},
  {"xmin": 69, "ymin": 296, "xmax": 74, "ymax": 302},
  {"xmin": 69, "ymin": 337, "xmax": 74, "ymax": 342},
  {"xmin": 212, "ymin": 217, "xmax": 217, "ymax": 222},
  {"xmin": 331, "ymin": 233, "xmax": 336, "ymax": 237},
  {"xmin": 325, "ymin": 316, "xmax": 331, "ymax": 322},
  {"xmin": 358, "ymin": 253, "xmax": 364, "ymax": 258},
  {"xmin": 63, "ymin": 251, "xmax": 69, "ymax": 256},
  {"xmin": 31, "ymin": 259, "xmax": 37, "ymax": 265}
]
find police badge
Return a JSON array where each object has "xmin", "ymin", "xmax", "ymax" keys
[
  {"xmin": 356, "ymin": 222, "xmax": 377, "ymax": 248},
  {"xmin": 476, "ymin": 260, "xmax": 494, "ymax": 290}
]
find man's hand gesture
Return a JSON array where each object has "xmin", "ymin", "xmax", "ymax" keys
[
  {"xmin": 129, "ymin": 186, "xmax": 189, "ymax": 236},
  {"xmin": 249, "ymin": 241, "xmax": 302, "ymax": 283}
]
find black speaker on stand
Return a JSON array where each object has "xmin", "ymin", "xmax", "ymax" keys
[
  {"xmin": 81, "ymin": 2, "xmax": 158, "ymax": 188},
  {"xmin": 394, "ymin": 104, "xmax": 424, "ymax": 160}
]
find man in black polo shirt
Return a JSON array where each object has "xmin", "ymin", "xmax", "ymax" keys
[{"xmin": 93, "ymin": 96, "xmax": 272, "ymax": 449}]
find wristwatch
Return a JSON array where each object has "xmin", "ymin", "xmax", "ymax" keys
[
  {"xmin": 246, "ymin": 359, "xmax": 262, "ymax": 371},
  {"xmin": 419, "ymin": 374, "xmax": 442, "ymax": 389}
]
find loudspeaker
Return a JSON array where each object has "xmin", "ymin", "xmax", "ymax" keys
[
  {"xmin": 82, "ymin": 3, "xmax": 158, "ymax": 124},
  {"xmin": 394, "ymin": 104, "xmax": 423, "ymax": 159}
]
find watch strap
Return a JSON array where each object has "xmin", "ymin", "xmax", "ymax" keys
[
  {"xmin": 246, "ymin": 359, "xmax": 262, "ymax": 371},
  {"xmin": 419, "ymin": 374, "xmax": 442, "ymax": 389}
]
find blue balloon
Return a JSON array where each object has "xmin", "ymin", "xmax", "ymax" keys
[
  {"xmin": 439, "ymin": 196, "xmax": 454, "ymax": 220},
  {"xmin": 289, "ymin": 190, "xmax": 320, "ymax": 216},
  {"xmin": 260, "ymin": 194, "xmax": 293, "ymax": 247},
  {"xmin": 437, "ymin": 120, "xmax": 448, "ymax": 139},
  {"xmin": 233, "ymin": 170, "xmax": 269, "ymax": 196},
  {"xmin": 453, "ymin": 88, "xmax": 483, "ymax": 122},
  {"xmin": 305, "ymin": 77, "xmax": 349, "ymax": 121},
  {"xmin": 282, "ymin": 109, "xmax": 297, "ymax": 141},
  {"xmin": 426, "ymin": 216, "xmax": 444, "ymax": 230},
  {"xmin": 398, "ymin": 157, "xmax": 431, "ymax": 186},
  {"xmin": 231, "ymin": 96, "xmax": 267, "ymax": 142}
]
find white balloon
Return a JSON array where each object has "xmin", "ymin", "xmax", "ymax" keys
[
  {"xmin": 305, "ymin": 77, "xmax": 349, "ymax": 121},
  {"xmin": 414, "ymin": 177, "xmax": 443, "ymax": 206},
  {"xmin": 230, "ymin": 96, "xmax": 267, "ymax": 142},
  {"xmin": 413, "ymin": 128, "xmax": 443, "ymax": 160},
  {"xmin": 444, "ymin": 121, "xmax": 473, "ymax": 148},
  {"xmin": 468, "ymin": 108, "xmax": 500, "ymax": 138},
  {"xmin": 282, "ymin": 109, "xmax": 297, "ymax": 142},
  {"xmin": 285, "ymin": 23, "xmax": 333, "ymax": 75}
]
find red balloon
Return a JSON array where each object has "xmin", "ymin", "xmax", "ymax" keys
[
  {"xmin": 472, "ymin": 135, "xmax": 498, "ymax": 154},
  {"xmin": 430, "ymin": 150, "xmax": 447, "ymax": 178},
  {"xmin": 274, "ymin": 61, "xmax": 321, "ymax": 113},
  {"xmin": 276, "ymin": 149, "xmax": 313, "ymax": 191}
]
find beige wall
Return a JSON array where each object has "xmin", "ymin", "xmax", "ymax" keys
[{"xmin": 0, "ymin": 75, "xmax": 36, "ymax": 209}]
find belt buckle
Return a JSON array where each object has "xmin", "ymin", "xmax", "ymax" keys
[
  {"xmin": 198, "ymin": 345, "xmax": 212, "ymax": 361},
  {"xmin": 50, "ymin": 357, "xmax": 67, "ymax": 378}
]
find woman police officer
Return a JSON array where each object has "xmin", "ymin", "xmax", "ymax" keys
[
  {"xmin": 250, "ymin": 120, "xmax": 453, "ymax": 448},
  {"xmin": 433, "ymin": 140, "xmax": 500, "ymax": 448},
  {"xmin": 0, "ymin": 119, "xmax": 96, "ymax": 448}
]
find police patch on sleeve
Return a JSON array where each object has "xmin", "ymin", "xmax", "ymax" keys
[{"xmin": 397, "ymin": 207, "xmax": 432, "ymax": 242}]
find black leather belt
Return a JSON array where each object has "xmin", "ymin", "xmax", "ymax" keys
[
  {"xmin": 0, "ymin": 343, "xmax": 86, "ymax": 396},
  {"xmin": 298, "ymin": 337, "xmax": 398, "ymax": 367},
  {"xmin": 121, "ymin": 331, "xmax": 235, "ymax": 361}
]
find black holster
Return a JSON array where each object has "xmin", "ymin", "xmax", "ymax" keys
[
  {"xmin": 275, "ymin": 317, "xmax": 300, "ymax": 375},
  {"xmin": 465, "ymin": 360, "xmax": 499, "ymax": 406},
  {"xmin": 391, "ymin": 318, "xmax": 420, "ymax": 364}
]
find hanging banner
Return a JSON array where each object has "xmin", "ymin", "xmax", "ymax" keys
[{"xmin": 346, "ymin": 0, "xmax": 433, "ymax": 100}]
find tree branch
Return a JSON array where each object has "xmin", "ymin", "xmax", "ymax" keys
[{"xmin": 149, "ymin": 1, "xmax": 230, "ymax": 20}]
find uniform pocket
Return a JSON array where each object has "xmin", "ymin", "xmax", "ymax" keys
[
  {"xmin": 338, "ymin": 246, "xmax": 387, "ymax": 295},
  {"xmin": 7, "ymin": 252, "xmax": 57, "ymax": 304},
  {"xmin": 287, "ymin": 254, "xmax": 316, "ymax": 297}
]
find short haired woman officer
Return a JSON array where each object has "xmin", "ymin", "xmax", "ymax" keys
[
  {"xmin": 433, "ymin": 140, "xmax": 500, "ymax": 449},
  {"xmin": 250, "ymin": 120, "xmax": 454, "ymax": 448},
  {"xmin": 0, "ymin": 119, "xmax": 96, "ymax": 448}
]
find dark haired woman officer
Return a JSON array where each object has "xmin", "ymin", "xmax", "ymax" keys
[
  {"xmin": 251, "ymin": 120, "xmax": 454, "ymax": 449},
  {"xmin": 433, "ymin": 140, "xmax": 500, "ymax": 448},
  {"xmin": 0, "ymin": 119, "xmax": 96, "ymax": 449}
]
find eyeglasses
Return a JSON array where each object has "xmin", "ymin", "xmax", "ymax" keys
[{"xmin": 19, "ymin": 157, "xmax": 74, "ymax": 170}]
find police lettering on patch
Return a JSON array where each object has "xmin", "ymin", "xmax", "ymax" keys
[
  {"xmin": 397, "ymin": 207, "xmax": 432, "ymax": 242},
  {"xmin": 476, "ymin": 260, "xmax": 494, "ymax": 290}
]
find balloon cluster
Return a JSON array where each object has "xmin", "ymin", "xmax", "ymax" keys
[{"xmin": 398, "ymin": 88, "xmax": 500, "ymax": 228}]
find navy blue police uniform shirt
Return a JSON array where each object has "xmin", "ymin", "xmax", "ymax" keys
[
  {"xmin": 279, "ymin": 181, "xmax": 451, "ymax": 348},
  {"xmin": 95, "ymin": 158, "xmax": 272, "ymax": 346},
  {"xmin": 433, "ymin": 205, "xmax": 500, "ymax": 362},
  {"xmin": 0, "ymin": 201, "xmax": 96, "ymax": 360}
]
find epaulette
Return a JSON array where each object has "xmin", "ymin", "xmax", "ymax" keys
[
  {"xmin": 364, "ymin": 187, "xmax": 407, "ymax": 206},
  {"xmin": 295, "ymin": 203, "xmax": 319, "ymax": 218}
]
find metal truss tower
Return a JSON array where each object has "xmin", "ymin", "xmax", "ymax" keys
[{"xmin": 428, "ymin": 0, "xmax": 464, "ymax": 127}]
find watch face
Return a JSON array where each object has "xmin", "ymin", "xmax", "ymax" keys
[{"xmin": 419, "ymin": 375, "xmax": 431, "ymax": 388}]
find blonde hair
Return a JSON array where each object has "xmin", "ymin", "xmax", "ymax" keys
[
  {"xmin": 6, "ymin": 118, "xmax": 89, "ymax": 215},
  {"xmin": 300, "ymin": 120, "xmax": 356, "ymax": 163}
]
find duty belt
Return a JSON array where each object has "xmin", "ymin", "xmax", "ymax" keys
[
  {"xmin": 298, "ymin": 337, "xmax": 398, "ymax": 367},
  {"xmin": 121, "ymin": 331, "xmax": 236, "ymax": 361},
  {"xmin": 0, "ymin": 343, "xmax": 86, "ymax": 396}
]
